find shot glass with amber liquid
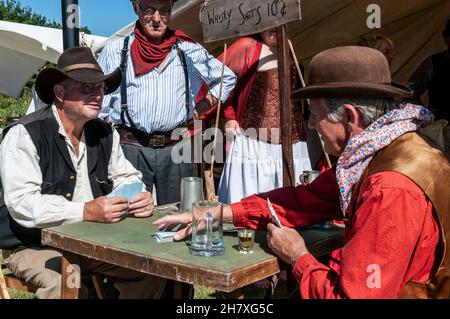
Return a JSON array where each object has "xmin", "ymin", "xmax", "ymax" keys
[{"xmin": 238, "ymin": 229, "xmax": 255, "ymax": 254}]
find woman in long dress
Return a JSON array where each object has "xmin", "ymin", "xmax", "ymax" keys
[{"xmin": 218, "ymin": 29, "xmax": 312, "ymax": 204}]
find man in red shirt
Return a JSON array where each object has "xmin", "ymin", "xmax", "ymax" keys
[{"xmin": 155, "ymin": 46, "xmax": 450, "ymax": 299}]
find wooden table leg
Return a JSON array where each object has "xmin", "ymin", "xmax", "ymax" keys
[
  {"xmin": 174, "ymin": 282, "xmax": 183, "ymax": 299},
  {"xmin": 173, "ymin": 282, "xmax": 194, "ymax": 299},
  {"xmin": 60, "ymin": 252, "xmax": 81, "ymax": 299}
]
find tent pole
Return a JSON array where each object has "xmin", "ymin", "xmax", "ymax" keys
[
  {"xmin": 61, "ymin": 0, "xmax": 80, "ymax": 50},
  {"xmin": 277, "ymin": 25, "xmax": 295, "ymax": 187}
]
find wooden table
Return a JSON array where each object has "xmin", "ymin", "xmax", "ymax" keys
[{"xmin": 41, "ymin": 204, "xmax": 344, "ymax": 299}]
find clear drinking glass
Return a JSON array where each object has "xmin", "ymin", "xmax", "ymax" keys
[{"xmin": 190, "ymin": 200, "xmax": 225, "ymax": 257}]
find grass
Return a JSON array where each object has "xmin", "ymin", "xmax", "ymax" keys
[
  {"xmin": 194, "ymin": 286, "xmax": 216, "ymax": 299},
  {"xmin": 195, "ymin": 281, "xmax": 289, "ymax": 299}
]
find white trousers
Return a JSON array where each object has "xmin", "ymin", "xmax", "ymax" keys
[{"xmin": 218, "ymin": 134, "xmax": 312, "ymax": 204}]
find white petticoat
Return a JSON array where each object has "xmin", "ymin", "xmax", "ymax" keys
[{"xmin": 218, "ymin": 134, "xmax": 312, "ymax": 204}]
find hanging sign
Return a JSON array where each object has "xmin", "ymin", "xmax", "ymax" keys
[{"xmin": 200, "ymin": 0, "xmax": 301, "ymax": 43}]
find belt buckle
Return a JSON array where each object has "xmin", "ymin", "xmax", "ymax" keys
[{"xmin": 152, "ymin": 135, "xmax": 166, "ymax": 147}]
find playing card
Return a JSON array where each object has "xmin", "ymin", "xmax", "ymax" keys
[
  {"xmin": 153, "ymin": 231, "xmax": 178, "ymax": 243},
  {"xmin": 107, "ymin": 182, "xmax": 144, "ymax": 202},
  {"xmin": 267, "ymin": 198, "xmax": 282, "ymax": 227}
]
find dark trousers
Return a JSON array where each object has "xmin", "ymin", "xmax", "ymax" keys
[{"xmin": 121, "ymin": 140, "xmax": 194, "ymax": 205}]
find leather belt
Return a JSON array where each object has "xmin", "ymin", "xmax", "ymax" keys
[{"xmin": 115, "ymin": 125, "xmax": 184, "ymax": 148}]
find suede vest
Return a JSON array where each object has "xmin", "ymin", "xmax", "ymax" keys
[
  {"xmin": 359, "ymin": 132, "xmax": 450, "ymax": 299},
  {"xmin": 0, "ymin": 106, "xmax": 114, "ymax": 250}
]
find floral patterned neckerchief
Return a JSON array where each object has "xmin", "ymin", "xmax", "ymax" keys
[{"xmin": 336, "ymin": 104, "xmax": 434, "ymax": 216}]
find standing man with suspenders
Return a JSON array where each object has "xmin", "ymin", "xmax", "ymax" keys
[{"xmin": 98, "ymin": 0, "xmax": 236, "ymax": 205}]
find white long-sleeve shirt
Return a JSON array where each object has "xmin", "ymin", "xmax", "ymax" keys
[{"xmin": 0, "ymin": 106, "xmax": 143, "ymax": 229}]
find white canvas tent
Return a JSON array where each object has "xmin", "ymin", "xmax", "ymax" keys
[
  {"xmin": 0, "ymin": 20, "xmax": 107, "ymax": 98},
  {"xmin": 101, "ymin": 0, "xmax": 450, "ymax": 82}
]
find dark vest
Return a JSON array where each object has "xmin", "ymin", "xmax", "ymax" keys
[
  {"xmin": 0, "ymin": 106, "xmax": 114, "ymax": 250},
  {"xmin": 429, "ymin": 52, "xmax": 450, "ymax": 121}
]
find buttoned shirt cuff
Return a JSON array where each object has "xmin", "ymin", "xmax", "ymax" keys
[
  {"xmin": 231, "ymin": 195, "xmax": 266, "ymax": 229},
  {"xmin": 209, "ymin": 87, "xmax": 229, "ymax": 104},
  {"xmin": 292, "ymin": 253, "xmax": 320, "ymax": 280},
  {"xmin": 231, "ymin": 202, "xmax": 248, "ymax": 228},
  {"xmin": 63, "ymin": 202, "xmax": 85, "ymax": 225}
]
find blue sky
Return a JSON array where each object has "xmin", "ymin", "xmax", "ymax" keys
[{"xmin": 18, "ymin": 0, "xmax": 137, "ymax": 36}]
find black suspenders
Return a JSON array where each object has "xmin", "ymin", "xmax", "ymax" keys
[
  {"xmin": 120, "ymin": 36, "xmax": 137, "ymax": 129},
  {"xmin": 176, "ymin": 45, "xmax": 190, "ymax": 126},
  {"xmin": 119, "ymin": 36, "xmax": 191, "ymax": 130}
]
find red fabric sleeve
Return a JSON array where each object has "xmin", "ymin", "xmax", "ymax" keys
[
  {"xmin": 292, "ymin": 172, "xmax": 439, "ymax": 299},
  {"xmin": 194, "ymin": 37, "xmax": 261, "ymax": 124},
  {"xmin": 222, "ymin": 104, "xmax": 237, "ymax": 121},
  {"xmin": 231, "ymin": 167, "xmax": 342, "ymax": 231}
]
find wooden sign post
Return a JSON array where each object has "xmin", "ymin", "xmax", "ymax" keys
[
  {"xmin": 200, "ymin": 0, "xmax": 301, "ymax": 187},
  {"xmin": 277, "ymin": 25, "xmax": 295, "ymax": 186}
]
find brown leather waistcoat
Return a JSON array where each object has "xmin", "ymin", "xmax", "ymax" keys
[{"xmin": 361, "ymin": 132, "xmax": 450, "ymax": 298}]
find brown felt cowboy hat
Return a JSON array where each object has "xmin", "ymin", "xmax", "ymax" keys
[
  {"xmin": 35, "ymin": 47, "xmax": 121, "ymax": 104},
  {"xmin": 292, "ymin": 46, "xmax": 413, "ymax": 101}
]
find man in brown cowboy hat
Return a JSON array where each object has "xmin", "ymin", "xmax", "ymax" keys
[
  {"xmin": 155, "ymin": 46, "xmax": 450, "ymax": 298},
  {"xmin": 0, "ymin": 47, "xmax": 166, "ymax": 298}
]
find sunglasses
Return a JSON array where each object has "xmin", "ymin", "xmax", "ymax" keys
[{"xmin": 71, "ymin": 83, "xmax": 108, "ymax": 95}]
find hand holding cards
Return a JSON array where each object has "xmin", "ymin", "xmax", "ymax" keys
[{"xmin": 107, "ymin": 182, "xmax": 144, "ymax": 202}]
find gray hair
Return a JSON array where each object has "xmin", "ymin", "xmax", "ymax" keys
[{"xmin": 322, "ymin": 98, "xmax": 399, "ymax": 127}]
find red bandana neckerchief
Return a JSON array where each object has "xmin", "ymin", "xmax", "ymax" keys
[{"xmin": 130, "ymin": 22, "xmax": 194, "ymax": 76}]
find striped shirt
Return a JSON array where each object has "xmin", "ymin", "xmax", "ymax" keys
[{"xmin": 98, "ymin": 35, "xmax": 236, "ymax": 134}]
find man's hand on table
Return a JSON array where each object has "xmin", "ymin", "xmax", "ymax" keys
[
  {"xmin": 267, "ymin": 224, "xmax": 309, "ymax": 266},
  {"xmin": 154, "ymin": 212, "xmax": 193, "ymax": 240},
  {"xmin": 153, "ymin": 204, "xmax": 234, "ymax": 241}
]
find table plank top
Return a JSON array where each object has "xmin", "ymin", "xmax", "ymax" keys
[{"xmin": 42, "ymin": 204, "xmax": 344, "ymax": 292}]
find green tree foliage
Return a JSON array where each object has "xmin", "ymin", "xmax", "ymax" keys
[
  {"xmin": 0, "ymin": 89, "xmax": 30, "ymax": 127},
  {"xmin": 0, "ymin": 0, "xmax": 92, "ymax": 126}
]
